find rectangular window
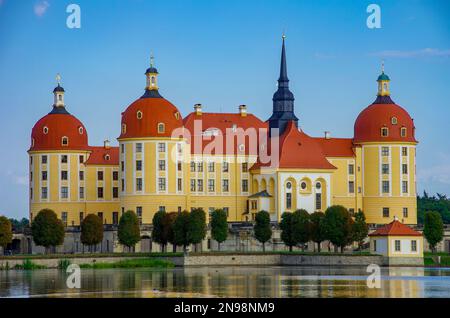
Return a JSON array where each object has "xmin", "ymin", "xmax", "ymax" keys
[
  {"xmin": 223, "ymin": 207, "xmax": 229, "ymax": 217},
  {"xmin": 395, "ymin": 240, "xmax": 401, "ymax": 252},
  {"xmin": 97, "ymin": 187, "xmax": 104, "ymax": 198},
  {"xmin": 136, "ymin": 160, "xmax": 142, "ymax": 171},
  {"xmin": 42, "ymin": 155, "xmax": 48, "ymax": 164},
  {"xmin": 177, "ymin": 162, "xmax": 182, "ymax": 171},
  {"xmin": 30, "ymin": 172, "xmax": 33, "ymax": 182},
  {"xmin": 190, "ymin": 179, "xmax": 196, "ymax": 192},
  {"xmin": 208, "ymin": 162, "xmax": 215, "ymax": 172},
  {"xmin": 286, "ymin": 193, "xmax": 292, "ymax": 210},
  {"xmin": 79, "ymin": 212, "xmax": 84, "ymax": 224},
  {"xmin": 121, "ymin": 179, "xmax": 125, "ymax": 191},
  {"xmin": 41, "ymin": 187, "xmax": 48, "ymax": 199},
  {"xmin": 222, "ymin": 179, "xmax": 229, "ymax": 192},
  {"xmin": 30, "ymin": 188, "xmax": 33, "ymax": 200},
  {"xmin": 177, "ymin": 178, "xmax": 182, "ymax": 192},
  {"xmin": 121, "ymin": 144, "xmax": 124, "ymax": 153},
  {"xmin": 158, "ymin": 178, "xmax": 166, "ymax": 191},
  {"xmin": 348, "ymin": 181, "xmax": 355, "ymax": 194},
  {"xmin": 159, "ymin": 206, "xmax": 166, "ymax": 213},
  {"xmin": 373, "ymin": 240, "xmax": 377, "ymax": 252},
  {"xmin": 208, "ymin": 179, "xmax": 215, "ymax": 192},
  {"xmin": 61, "ymin": 155, "xmax": 68, "ymax": 163},
  {"xmin": 158, "ymin": 143, "xmax": 165, "ymax": 152},
  {"xmin": 79, "ymin": 171, "xmax": 84, "ymax": 181},
  {"xmin": 402, "ymin": 181, "xmax": 408, "ymax": 193},
  {"xmin": 97, "ymin": 212, "xmax": 103, "ymax": 223},
  {"xmin": 383, "ymin": 207, "xmax": 390, "ymax": 218},
  {"xmin": 197, "ymin": 179, "xmax": 203, "ymax": 192},
  {"xmin": 382, "ymin": 181, "xmax": 390, "ymax": 193},
  {"xmin": 315, "ymin": 193, "xmax": 322, "ymax": 210},
  {"xmin": 113, "ymin": 187, "xmax": 118, "ymax": 198},
  {"xmin": 42, "ymin": 171, "xmax": 47, "ymax": 181},
  {"xmin": 177, "ymin": 143, "xmax": 183, "ymax": 155},
  {"xmin": 242, "ymin": 163, "xmax": 248, "ymax": 173},
  {"xmin": 136, "ymin": 178, "xmax": 142, "ymax": 191},
  {"xmin": 197, "ymin": 162, "xmax": 203, "ymax": 172},
  {"xmin": 403, "ymin": 207, "xmax": 408, "ymax": 218},
  {"xmin": 112, "ymin": 212, "xmax": 119, "ymax": 225},
  {"xmin": 381, "ymin": 147, "xmax": 389, "ymax": 156},
  {"xmin": 61, "ymin": 212, "xmax": 68, "ymax": 226},
  {"xmin": 222, "ymin": 162, "xmax": 229, "ymax": 173},
  {"xmin": 135, "ymin": 143, "xmax": 142, "ymax": 153},
  {"xmin": 61, "ymin": 170, "xmax": 68, "ymax": 180},
  {"xmin": 402, "ymin": 147, "xmax": 408, "ymax": 156},
  {"xmin": 251, "ymin": 201, "xmax": 257, "ymax": 210},
  {"xmin": 79, "ymin": 187, "xmax": 84, "ymax": 199},
  {"xmin": 121, "ymin": 161, "xmax": 124, "ymax": 171},
  {"xmin": 348, "ymin": 164, "xmax": 354, "ymax": 175},
  {"xmin": 190, "ymin": 161, "xmax": 196, "ymax": 172},
  {"xmin": 136, "ymin": 206, "xmax": 142, "ymax": 225},
  {"xmin": 242, "ymin": 179, "xmax": 248, "ymax": 192},
  {"xmin": 61, "ymin": 186, "xmax": 68, "ymax": 199},
  {"xmin": 382, "ymin": 164, "xmax": 389, "ymax": 174},
  {"xmin": 97, "ymin": 171, "xmax": 104, "ymax": 181},
  {"xmin": 402, "ymin": 164, "xmax": 408, "ymax": 174},
  {"xmin": 411, "ymin": 240, "xmax": 417, "ymax": 252},
  {"xmin": 158, "ymin": 160, "xmax": 165, "ymax": 171},
  {"xmin": 113, "ymin": 171, "xmax": 118, "ymax": 180},
  {"xmin": 79, "ymin": 155, "xmax": 84, "ymax": 164}
]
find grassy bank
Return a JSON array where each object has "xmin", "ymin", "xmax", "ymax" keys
[
  {"xmin": 0, "ymin": 252, "xmax": 183, "ymax": 260},
  {"xmin": 424, "ymin": 252, "xmax": 450, "ymax": 267},
  {"xmin": 78, "ymin": 258, "xmax": 174, "ymax": 269}
]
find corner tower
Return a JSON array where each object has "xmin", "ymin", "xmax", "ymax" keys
[{"xmin": 268, "ymin": 35, "xmax": 298, "ymax": 136}]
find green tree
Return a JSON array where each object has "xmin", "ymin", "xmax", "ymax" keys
[
  {"xmin": 118, "ymin": 210, "xmax": 140, "ymax": 252},
  {"xmin": 323, "ymin": 205, "xmax": 353, "ymax": 253},
  {"xmin": 9, "ymin": 218, "xmax": 29, "ymax": 232},
  {"xmin": 310, "ymin": 211, "xmax": 326, "ymax": 252},
  {"xmin": 173, "ymin": 211, "xmax": 190, "ymax": 252},
  {"xmin": 31, "ymin": 209, "xmax": 65, "ymax": 254},
  {"xmin": 0, "ymin": 216, "xmax": 13, "ymax": 254},
  {"xmin": 188, "ymin": 208, "xmax": 207, "ymax": 252},
  {"xmin": 254, "ymin": 210, "xmax": 272, "ymax": 252},
  {"xmin": 152, "ymin": 210, "xmax": 166, "ymax": 252},
  {"xmin": 210, "ymin": 209, "xmax": 228, "ymax": 251},
  {"xmin": 417, "ymin": 192, "xmax": 450, "ymax": 224},
  {"xmin": 292, "ymin": 209, "xmax": 310, "ymax": 251},
  {"xmin": 423, "ymin": 211, "xmax": 444, "ymax": 253},
  {"xmin": 352, "ymin": 210, "xmax": 369, "ymax": 251},
  {"xmin": 164, "ymin": 212, "xmax": 178, "ymax": 252},
  {"xmin": 280, "ymin": 212, "xmax": 296, "ymax": 252},
  {"xmin": 80, "ymin": 214, "xmax": 104, "ymax": 252}
]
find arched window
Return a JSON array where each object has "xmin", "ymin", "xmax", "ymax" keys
[
  {"xmin": 78, "ymin": 126, "xmax": 84, "ymax": 134},
  {"xmin": 391, "ymin": 117, "xmax": 398, "ymax": 125},
  {"xmin": 62, "ymin": 136, "xmax": 69, "ymax": 146},
  {"xmin": 301, "ymin": 182, "xmax": 307, "ymax": 190},
  {"xmin": 286, "ymin": 182, "xmax": 292, "ymax": 190},
  {"xmin": 137, "ymin": 111, "xmax": 143, "ymax": 119},
  {"xmin": 315, "ymin": 182, "xmax": 321, "ymax": 190},
  {"xmin": 174, "ymin": 112, "xmax": 180, "ymax": 120},
  {"xmin": 31, "ymin": 138, "xmax": 35, "ymax": 147},
  {"xmin": 400, "ymin": 127, "xmax": 407, "ymax": 137},
  {"xmin": 122, "ymin": 124, "xmax": 127, "ymax": 134},
  {"xmin": 104, "ymin": 154, "xmax": 110, "ymax": 161},
  {"xmin": 43, "ymin": 126, "xmax": 49, "ymax": 134},
  {"xmin": 381, "ymin": 127, "xmax": 389, "ymax": 137},
  {"xmin": 157, "ymin": 123, "xmax": 165, "ymax": 134}
]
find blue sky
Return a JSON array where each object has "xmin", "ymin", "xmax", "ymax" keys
[{"xmin": 0, "ymin": 0, "xmax": 449, "ymax": 219}]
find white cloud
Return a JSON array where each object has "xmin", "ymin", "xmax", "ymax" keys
[
  {"xmin": 370, "ymin": 48, "xmax": 450, "ymax": 58},
  {"xmin": 4, "ymin": 170, "xmax": 28, "ymax": 186},
  {"xmin": 418, "ymin": 153, "xmax": 450, "ymax": 186},
  {"xmin": 34, "ymin": 0, "xmax": 49, "ymax": 17}
]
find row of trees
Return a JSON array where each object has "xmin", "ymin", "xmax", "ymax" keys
[{"xmin": 252, "ymin": 206, "xmax": 369, "ymax": 253}]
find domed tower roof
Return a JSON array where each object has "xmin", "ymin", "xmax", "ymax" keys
[
  {"xmin": 30, "ymin": 77, "xmax": 89, "ymax": 151},
  {"xmin": 354, "ymin": 67, "xmax": 417, "ymax": 144},
  {"xmin": 119, "ymin": 56, "xmax": 183, "ymax": 139}
]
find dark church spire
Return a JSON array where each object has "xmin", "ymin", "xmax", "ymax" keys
[{"xmin": 268, "ymin": 34, "xmax": 298, "ymax": 137}]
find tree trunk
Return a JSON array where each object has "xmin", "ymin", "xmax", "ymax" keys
[
  {"xmin": 289, "ymin": 245, "xmax": 293, "ymax": 252},
  {"xmin": 262, "ymin": 243, "xmax": 265, "ymax": 253},
  {"xmin": 317, "ymin": 242, "xmax": 321, "ymax": 253},
  {"xmin": 173, "ymin": 244, "xmax": 177, "ymax": 253},
  {"xmin": 218, "ymin": 242, "xmax": 220, "ymax": 252},
  {"xmin": 340, "ymin": 246, "xmax": 344, "ymax": 253}
]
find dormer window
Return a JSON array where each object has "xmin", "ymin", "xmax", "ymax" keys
[
  {"xmin": 43, "ymin": 126, "xmax": 49, "ymax": 134},
  {"xmin": 78, "ymin": 127, "xmax": 84, "ymax": 134},
  {"xmin": 122, "ymin": 124, "xmax": 127, "ymax": 134},
  {"xmin": 391, "ymin": 117, "xmax": 398, "ymax": 125},
  {"xmin": 381, "ymin": 127, "xmax": 389, "ymax": 137},
  {"xmin": 157, "ymin": 123, "xmax": 165, "ymax": 134},
  {"xmin": 31, "ymin": 138, "xmax": 35, "ymax": 147},
  {"xmin": 174, "ymin": 112, "xmax": 180, "ymax": 120},
  {"xmin": 104, "ymin": 154, "xmax": 110, "ymax": 161},
  {"xmin": 137, "ymin": 111, "xmax": 143, "ymax": 119},
  {"xmin": 238, "ymin": 144, "xmax": 245, "ymax": 152},
  {"xmin": 400, "ymin": 127, "xmax": 407, "ymax": 137},
  {"xmin": 62, "ymin": 136, "xmax": 69, "ymax": 146}
]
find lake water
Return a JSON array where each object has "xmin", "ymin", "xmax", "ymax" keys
[{"xmin": 1, "ymin": 266, "xmax": 450, "ymax": 298}]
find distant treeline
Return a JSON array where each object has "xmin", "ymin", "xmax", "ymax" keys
[{"xmin": 418, "ymin": 192, "xmax": 450, "ymax": 224}]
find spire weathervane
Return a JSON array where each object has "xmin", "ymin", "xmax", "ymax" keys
[
  {"xmin": 381, "ymin": 60, "xmax": 385, "ymax": 73},
  {"xmin": 150, "ymin": 52, "xmax": 154, "ymax": 68},
  {"xmin": 56, "ymin": 73, "xmax": 61, "ymax": 85}
]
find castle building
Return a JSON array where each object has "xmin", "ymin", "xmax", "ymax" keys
[{"xmin": 28, "ymin": 38, "xmax": 418, "ymax": 227}]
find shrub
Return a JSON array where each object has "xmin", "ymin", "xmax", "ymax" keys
[
  {"xmin": 80, "ymin": 214, "xmax": 104, "ymax": 252},
  {"xmin": 210, "ymin": 209, "xmax": 228, "ymax": 251},
  {"xmin": 424, "ymin": 211, "xmax": 444, "ymax": 253},
  {"xmin": 31, "ymin": 209, "xmax": 65, "ymax": 253},
  {"xmin": 118, "ymin": 210, "xmax": 140, "ymax": 251},
  {"xmin": 0, "ymin": 216, "xmax": 13, "ymax": 253},
  {"xmin": 254, "ymin": 210, "xmax": 272, "ymax": 252}
]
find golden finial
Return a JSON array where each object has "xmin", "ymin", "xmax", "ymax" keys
[
  {"xmin": 282, "ymin": 32, "xmax": 286, "ymax": 40},
  {"xmin": 150, "ymin": 52, "xmax": 154, "ymax": 67},
  {"xmin": 381, "ymin": 60, "xmax": 385, "ymax": 73},
  {"xmin": 56, "ymin": 73, "xmax": 61, "ymax": 85}
]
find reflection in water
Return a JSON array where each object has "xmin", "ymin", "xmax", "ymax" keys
[{"xmin": 1, "ymin": 266, "xmax": 450, "ymax": 298}]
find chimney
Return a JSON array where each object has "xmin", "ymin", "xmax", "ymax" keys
[
  {"xmin": 194, "ymin": 103, "xmax": 202, "ymax": 115},
  {"xmin": 394, "ymin": 215, "xmax": 399, "ymax": 222},
  {"xmin": 239, "ymin": 104, "xmax": 247, "ymax": 117},
  {"xmin": 324, "ymin": 131, "xmax": 331, "ymax": 139},
  {"xmin": 104, "ymin": 139, "xmax": 110, "ymax": 149}
]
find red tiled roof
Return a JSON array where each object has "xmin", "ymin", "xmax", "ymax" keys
[
  {"xmin": 251, "ymin": 121, "xmax": 336, "ymax": 170},
  {"xmin": 314, "ymin": 137, "xmax": 355, "ymax": 157},
  {"xmin": 183, "ymin": 112, "xmax": 268, "ymax": 155},
  {"xmin": 85, "ymin": 146, "xmax": 119, "ymax": 165},
  {"xmin": 369, "ymin": 220, "xmax": 422, "ymax": 237}
]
